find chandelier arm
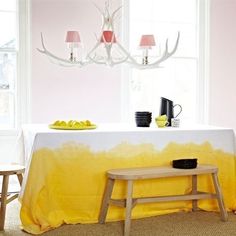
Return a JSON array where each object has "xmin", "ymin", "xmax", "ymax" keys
[
  {"xmin": 117, "ymin": 32, "xmax": 180, "ymax": 69},
  {"xmin": 87, "ymin": 43, "xmax": 113, "ymax": 66},
  {"xmin": 92, "ymin": 2, "xmax": 104, "ymax": 15},
  {"xmin": 146, "ymin": 31, "xmax": 180, "ymax": 67},
  {"xmin": 87, "ymin": 54, "xmax": 121, "ymax": 66},
  {"xmin": 105, "ymin": 44, "xmax": 113, "ymax": 65},
  {"xmin": 49, "ymin": 59, "xmax": 79, "ymax": 68},
  {"xmin": 38, "ymin": 49, "xmax": 84, "ymax": 67},
  {"xmin": 115, "ymin": 42, "xmax": 140, "ymax": 64},
  {"xmin": 94, "ymin": 33, "xmax": 99, "ymax": 42},
  {"xmin": 86, "ymin": 41, "xmax": 110, "ymax": 65},
  {"xmin": 87, "ymin": 55, "xmax": 107, "ymax": 64},
  {"xmin": 37, "ymin": 47, "xmax": 80, "ymax": 66},
  {"xmin": 93, "ymin": 2, "xmax": 107, "ymax": 30},
  {"xmin": 86, "ymin": 40, "xmax": 102, "ymax": 61},
  {"xmin": 111, "ymin": 6, "xmax": 122, "ymax": 21},
  {"xmin": 105, "ymin": 0, "xmax": 109, "ymax": 12},
  {"xmin": 106, "ymin": 48, "xmax": 131, "ymax": 66},
  {"xmin": 104, "ymin": 41, "xmax": 135, "ymax": 66},
  {"xmin": 108, "ymin": 6, "xmax": 122, "ymax": 31},
  {"xmin": 112, "ymin": 56, "xmax": 130, "ymax": 65},
  {"xmin": 86, "ymin": 40, "xmax": 129, "ymax": 66},
  {"xmin": 37, "ymin": 33, "xmax": 89, "ymax": 67},
  {"xmin": 106, "ymin": 44, "xmax": 124, "ymax": 66},
  {"xmin": 104, "ymin": 2, "xmax": 113, "ymax": 29},
  {"xmin": 107, "ymin": 55, "xmax": 130, "ymax": 66}
]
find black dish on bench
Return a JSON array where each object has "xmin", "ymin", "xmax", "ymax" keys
[{"xmin": 172, "ymin": 158, "xmax": 198, "ymax": 169}]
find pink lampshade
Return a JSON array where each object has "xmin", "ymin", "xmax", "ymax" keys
[
  {"xmin": 139, "ymin": 34, "xmax": 156, "ymax": 47},
  {"xmin": 101, "ymin": 31, "xmax": 116, "ymax": 43},
  {"xmin": 65, "ymin": 31, "xmax": 81, "ymax": 43}
]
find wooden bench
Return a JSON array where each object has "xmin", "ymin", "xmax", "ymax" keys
[{"xmin": 99, "ymin": 164, "xmax": 228, "ymax": 236}]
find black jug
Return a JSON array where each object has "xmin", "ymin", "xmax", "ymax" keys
[{"xmin": 159, "ymin": 97, "xmax": 182, "ymax": 126}]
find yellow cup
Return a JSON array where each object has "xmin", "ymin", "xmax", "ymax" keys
[
  {"xmin": 156, "ymin": 120, "xmax": 169, "ymax": 128},
  {"xmin": 156, "ymin": 115, "xmax": 168, "ymax": 121}
]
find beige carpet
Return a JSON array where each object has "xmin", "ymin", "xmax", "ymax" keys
[{"xmin": 1, "ymin": 201, "xmax": 236, "ymax": 236}]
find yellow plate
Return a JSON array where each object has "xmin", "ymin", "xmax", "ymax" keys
[{"xmin": 49, "ymin": 124, "xmax": 97, "ymax": 130}]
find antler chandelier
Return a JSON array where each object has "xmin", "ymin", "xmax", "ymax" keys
[{"xmin": 37, "ymin": 1, "xmax": 180, "ymax": 70}]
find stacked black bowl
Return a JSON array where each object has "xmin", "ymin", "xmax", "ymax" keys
[{"xmin": 135, "ymin": 111, "xmax": 152, "ymax": 127}]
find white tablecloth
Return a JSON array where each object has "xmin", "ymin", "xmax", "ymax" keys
[{"xmin": 19, "ymin": 123, "xmax": 236, "ymax": 234}]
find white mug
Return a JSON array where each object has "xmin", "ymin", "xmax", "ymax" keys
[{"xmin": 171, "ymin": 118, "xmax": 180, "ymax": 128}]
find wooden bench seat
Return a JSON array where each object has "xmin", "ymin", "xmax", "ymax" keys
[{"xmin": 99, "ymin": 164, "xmax": 228, "ymax": 236}]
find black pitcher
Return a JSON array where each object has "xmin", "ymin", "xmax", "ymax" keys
[{"xmin": 159, "ymin": 97, "xmax": 182, "ymax": 126}]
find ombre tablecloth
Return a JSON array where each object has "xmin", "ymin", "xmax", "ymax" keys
[{"xmin": 19, "ymin": 124, "xmax": 236, "ymax": 234}]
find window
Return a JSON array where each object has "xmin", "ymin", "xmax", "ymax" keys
[
  {"xmin": 123, "ymin": 0, "xmax": 209, "ymax": 124},
  {"xmin": 0, "ymin": 1, "xmax": 17, "ymax": 129},
  {"xmin": 0, "ymin": 0, "xmax": 30, "ymax": 131}
]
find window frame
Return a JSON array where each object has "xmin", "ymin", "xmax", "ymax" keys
[
  {"xmin": 197, "ymin": 0, "xmax": 210, "ymax": 124},
  {"xmin": 0, "ymin": 0, "xmax": 31, "ymax": 135},
  {"xmin": 121, "ymin": 0, "xmax": 210, "ymax": 124}
]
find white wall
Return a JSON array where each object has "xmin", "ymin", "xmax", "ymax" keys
[
  {"xmin": 209, "ymin": 0, "xmax": 236, "ymax": 130},
  {"xmin": 31, "ymin": 0, "xmax": 122, "ymax": 123}
]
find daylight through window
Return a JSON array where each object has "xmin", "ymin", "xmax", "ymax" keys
[
  {"xmin": 127, "ymin": 0, "xmax": 207, "ymax": 124},
  {"xmin": 0, "ymin": 1, "xmax": 17, "ymax": 129}
]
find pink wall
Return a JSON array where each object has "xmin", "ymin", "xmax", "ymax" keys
[
  {"xmin": 31, "ymin": 0, "xmax": 236, "ymax": 130},
  {"xmin": 209, "ymin": 0, "xmax": 236, "ymax": 130},
  {"xmin": 31, "ymin": 0, "xmax": 122, "ymax": 123}
]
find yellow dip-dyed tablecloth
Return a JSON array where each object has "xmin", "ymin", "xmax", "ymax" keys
[{"xmin": 19, "ymin": 124, "xmax": 236, "ymax": 234}]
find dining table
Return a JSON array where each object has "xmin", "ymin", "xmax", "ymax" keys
[{"xmin": 19, "ymin": 123, "xmax": 236, "ymax": 234}]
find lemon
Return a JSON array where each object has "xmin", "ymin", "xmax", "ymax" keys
[
  {"xmin": 72, "ymin": 121, "xmax": 79, "ymax": 127},
  {"xmin": 67, "ymin": 120, "xmax": 74, "ymax": 127},
  {"xmin": 80, "ymin": 121, "xmax": 86, "ymax": 127},
  {"xmin": 60, "ymin": 121, "xmax": 66, "ymax": 127},
  {"xmin": 85, "ymin": 120, "xmax": 91, "ymax": 126},
  {"xmin": 53, "ymin": 120, "xmax": 61, "ymax": 126}
]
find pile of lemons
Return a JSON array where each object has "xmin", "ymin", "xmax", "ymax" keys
[{"xmin": 52, "ymin": 120, "xmax": 95, "ymax": 128}]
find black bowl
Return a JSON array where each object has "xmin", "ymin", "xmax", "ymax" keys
[
  {"xmin": 136, "ymin": 122, "xmax": 151, "ymax": 127},
  {"xmin": 135, "ymin": 117, "xmax": 152, "ymax": 122},
  {"xmin": 172, "ymin": 158, "xmax": 198, "ymax": 169},
  {"xmin": 135, "ymin": 117, "xmax": 151, "ymax": 121},
  {"xmin": 135, "ymin": 120, "xmax": 151, "ymax": 127},
  {"xmin": 135, "ymin": 115, "xmax": 152, "ymax": 118},
  {"xmin": 135, "ymin": 111, "xmax": 151, "ymax": 115}
]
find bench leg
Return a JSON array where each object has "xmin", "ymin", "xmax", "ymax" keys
[
  {"xmin": 211, "ymin": 173, "xmax": 228, "ymax": 221},
  {"xmin": 124, "ymin": 180, "xmax": 133, "ymax": 236},
  {"xmin": 99, "ymin": 178, "xmax": 115, "ymax": 224},
  {"xmin": 0, "ymin": 175, "xmax": 9, "ymax": 231},
  {"xmin": 192, "ymin": 174, "xmax": 198, "ymax": 211}
]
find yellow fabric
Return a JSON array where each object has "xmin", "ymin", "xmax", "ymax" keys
[{"xmin": 20, "ymin": 142, "xmax": 236, "ymax": 234}]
